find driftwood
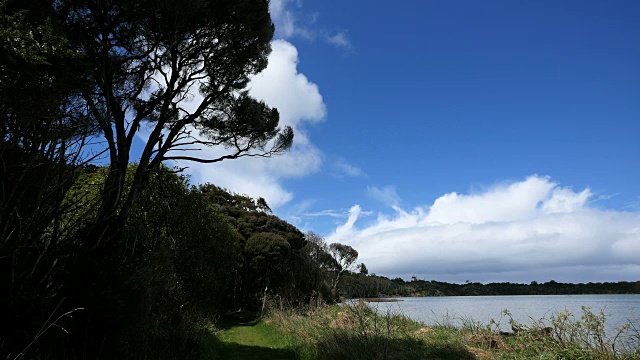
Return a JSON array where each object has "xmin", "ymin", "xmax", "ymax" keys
[{"xmin": 500, "ymin": 324, "xmax": 553, "ymax": 337}]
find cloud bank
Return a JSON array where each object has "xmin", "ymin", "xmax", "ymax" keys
[{"xmin": 327, "ymin": 176, "xmax": 640, "ymax": 283}]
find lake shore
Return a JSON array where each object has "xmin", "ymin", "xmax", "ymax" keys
[{"xmin": 203, "ymin": 301, "xmax": 640, "ymax": 359}]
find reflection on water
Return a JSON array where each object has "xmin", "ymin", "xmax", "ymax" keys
[{"xmin": 372, "ymin": 294, "xmax": 640, "ymax": 336}]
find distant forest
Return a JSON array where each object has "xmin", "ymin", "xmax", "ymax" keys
[{"xmin": 340, "ymin": 273, "xmax": 640, "ymax": 299}]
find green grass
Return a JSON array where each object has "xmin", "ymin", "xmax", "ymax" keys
[{"xmin": 202, "ymin": 312, "xmax": 298, "ymax": 360}]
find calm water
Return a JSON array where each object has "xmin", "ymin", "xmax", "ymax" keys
[{"xmin": 371, "ymin": 295, "xmax": 640, "ymax": 336}]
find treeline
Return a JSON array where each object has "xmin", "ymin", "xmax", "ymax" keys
[{"xmin": 339, "ymin": 274, "xmax": 640, "ymax": 299}]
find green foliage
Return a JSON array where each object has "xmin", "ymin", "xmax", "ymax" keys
[
  {"xmin": 356, "ymin": 263, "xmax": 368, "ymax": 276},
  {"xmin": 328, "ymin": 243, "xmax": 358, "ymax": 273},
  {"xmin": 340, "ymin": 273, "xmax": 413, "ymax": 299},
  {"xmin": 199, "ymin": 183, "xmax": 329, "ymax": 308},
  {"xmin": 246, "ymin": 233, "xmax": 291, "ymax": 281},
  {"xmin": 498, "ymin": 307, "xmax": 640, "ymax": 359}
]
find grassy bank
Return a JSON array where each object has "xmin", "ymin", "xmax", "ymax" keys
[{"xmin": 210, "ymin": 304, "xmax": 640, "ymax": 360}]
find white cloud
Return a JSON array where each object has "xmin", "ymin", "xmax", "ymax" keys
[
  {"xmin": 269, "ymin": 0, "xmax": 352, "ymax": 49},
  {"xmin": 368, "ymin": 185, "xmax": 401, "ymax": 207},
  {"xmin": 625, "ymin": 197, "xmax": 640, "ymax": 211},
  {"xmin": 304, "ymin": 209, "xmax": 351, "ymax": 218},
  {"xmin": 327, "ymin": 176, "xmax": 640, "ymax": 283},
  {"xmin": 334, "ymin": 160, "xmax": 365, "ymax": 177},
  {"xmin": 154, "ymin": 40, "xmax": 326, "ymax": 208},
  {"xmin": 270, "ymin": 0, "xmax": 298, "ymax": 38},
  {"xmin": 326, "ymin": 32, "xmax": 352, "ymax": 49},
  {"xmin": 248, "ymin": 40, "xmax": 326, "ymax": 134},
  {"xmin": 334, "ymin": 205, "xmax": 363, "ymax": 238}
]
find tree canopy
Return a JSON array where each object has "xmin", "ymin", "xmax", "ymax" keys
[{"xmin": 0, "ymin": 0, "xmax": 293, "ymax": 245}]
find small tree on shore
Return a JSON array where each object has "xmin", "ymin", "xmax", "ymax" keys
[{"xmin": 328, "ymin": 243, "xmax": 358, "ymax": 289}]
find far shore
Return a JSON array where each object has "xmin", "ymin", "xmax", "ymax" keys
[{"xmin": 357, "ymin": 298, "xmax": 403, "ymax": 302}]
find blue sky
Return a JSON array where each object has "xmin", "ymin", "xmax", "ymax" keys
[{"xmin": 162, "ymin": 0, "xmax": 640, "ymax": 283}]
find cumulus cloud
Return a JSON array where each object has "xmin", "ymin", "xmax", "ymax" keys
[
  {"xmin": 327, "ymin": 176, "xmax": 640, "ymax": 283},
  {"xmin": 147, "ymin": 40, "xmax": 326, "ymax": 208},
  {"xmin": 248, "ymin": 41, "xmax": 325, "ymax": 132}
]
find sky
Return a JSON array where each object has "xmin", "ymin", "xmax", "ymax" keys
[{"xmin": 147, "ymin": 0, "xmax": 640, "ymax": 284}]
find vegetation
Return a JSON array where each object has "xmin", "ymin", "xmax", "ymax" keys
[
  {"xmin": 0, "ymin": 1, "xmax": 309, "ymax": 357},
  {"xmin": 258, "ymin": 303, "xmax": 640, "ymax": 360},
  {"xmin": 1, "ymin": 1, "xmax": 639, "ymax": 359},
  {"xmin": 339, "ymin": 273, "xmax": 640, "ymax": 299},
  {"xmin": 1, "ymin": 161, "xmax": 351, "ymax": 358}
]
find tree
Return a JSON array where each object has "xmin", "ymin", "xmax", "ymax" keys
[
  {"xmin": 245, "ymin": 232, "xmax": 291, "ymax": 312},
  {"xmin": 0, "ymin": 3, "xmax": 97, "ymax": 353},
  {"xmin": 357, "ymin": 262, "xmax": 369, "ymax": 276},
  {"xmin": 57, "ymin": 0, "xmax": 293, "ymax": 244},
  {"xmin": 305, "ymin": 232, "xmax": 336, "ymax": 271},
  {"xmin": 328, "ymin": 243, "xmax": 358, "ymax": 289},
  {"xmin": 0, "ymin": 0, "xmax": 93, "ymax": 261}
]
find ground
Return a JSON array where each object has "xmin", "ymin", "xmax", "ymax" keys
[{"xmin": 204, "ymin": 312, "xmax": 297, "ymax": 360}]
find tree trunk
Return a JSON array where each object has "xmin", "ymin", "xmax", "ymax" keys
[{"xmin": 261, "ymin": 279, "xmax": 269, "ymax": 317}]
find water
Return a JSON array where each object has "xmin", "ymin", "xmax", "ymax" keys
[{"xmin": 371, "ymin": 295, "xmax": 640, "ymax": 336}]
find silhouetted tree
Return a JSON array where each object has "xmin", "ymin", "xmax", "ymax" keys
[
  {"xmin": 0, "ymin": 2, "xmax": 98, "ymax": 354},
  {"xmin": 55, "ymin": 0, "xmax": 293, "ymax": 245}
]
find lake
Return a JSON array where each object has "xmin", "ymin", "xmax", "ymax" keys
[{"xmin": 370, "ymin": 294, "xmax": 640, "ymax": 337}]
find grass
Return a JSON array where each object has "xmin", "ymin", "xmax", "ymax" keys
[
  {"xmin": 199, "ymin": 304, "xmax": 640, "ymax": 360},
  {"xmin": 266, "ymin": 304, "xmax": 476, "ymax": 360},
  {"xmin": 202, "ymin": 312, "xmax": 297, "ymax": 360}
]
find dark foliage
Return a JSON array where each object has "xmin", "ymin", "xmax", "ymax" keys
[
  {"xmin": 0, "ymin": 0, "xmax": 299, "ymax": 357},
  {"xmin": 198, "ymin": 184, "xmax": 334, "ymax": 308},
  {"xmin": 339, "ymin": 274, "xmax": 640, "ymax": 299}
]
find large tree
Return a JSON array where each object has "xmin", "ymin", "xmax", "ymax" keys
[{"xmin": 57, "ymin": 0, "xmax": 293, "ymax": 244}]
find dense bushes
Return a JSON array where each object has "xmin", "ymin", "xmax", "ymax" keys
[{"xmin": 0, "ymin": 163, "xmax": 344, "ymax": 358}]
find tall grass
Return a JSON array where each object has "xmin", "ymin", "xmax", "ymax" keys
[
  {"xmin": 499, "ymin": 307, "xmax": 640, "ymax": 359},
  {"xmin": 265, "ymin": 301, "xmax": 640, "ymax": 360},
  {"xmin": 266, "ymin": 302, "xmax": 474, "ymax": 359}
]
